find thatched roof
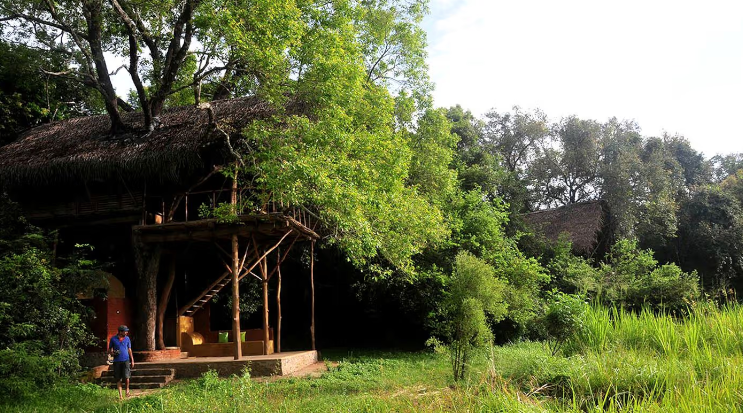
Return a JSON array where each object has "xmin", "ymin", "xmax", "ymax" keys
[
  {"xmin": 0, "ymin": 97, "xmax": 279, "ymax": 187},
  {"xmin": 521, "ymin": 200, "xmax": 607, "ymax": 254}
]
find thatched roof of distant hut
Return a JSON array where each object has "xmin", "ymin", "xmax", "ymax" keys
[
  {"xmin": 521, "ymin": 200, "xmax": 607, "ymax": 255},
  {"xmin": 0, "ymin": 97, "xmax": 284, "ymax": 187}
]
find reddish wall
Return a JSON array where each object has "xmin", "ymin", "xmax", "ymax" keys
[
  {"xmin": 105, "ymin": 297, "xmax": 133, "ymax": 343},
  {"xmin": 85, "ymin": 299, "xmax": 108, "ymax": 351}
]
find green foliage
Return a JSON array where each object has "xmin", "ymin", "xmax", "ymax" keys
[
  {"xmin": 547, "ymin": 235, "xmax": 601, "ymax": 295},
  {"xmin": 632, "ymin": 265, "xmax": 699, "ymax": 310},
  {"xmin": 407, "ymin": 108, "xmax": 459, "ymax": 206},
  {"xmin": 677, "ymin": 186, "xmax": 743, "ymax": 295},
  {"xmin": 596, "ymin": 239, "xmax": 699, "ymax": 311},
  {"xmin": 0, "ymin": 196, "xmax": 105, "ymax": 401},
  {"xmin": 11, "ymin": 309, "xmax": 743, "ymax": 413},
  {"xmin": 545, "ymin": 238, "xmax": 699, "ymax": 312},
  {"xmin": 540, "ymin": 291, "xmax": 588, "ymax": 355},
  {"xmin": 440, "ymin": 251, "xmax": 507, "ymax": 381},
  {"xmin": 530, "ymin": 116, "xmax": 602, "ymax": 207},
  {"xmin": 0, "ymin": 41, "xmax": 100, "ymax": 144}
]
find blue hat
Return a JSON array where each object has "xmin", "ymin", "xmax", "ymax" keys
[{"xmin": 118, "ymin": 325, "xmax": 129, "ymax": 332}]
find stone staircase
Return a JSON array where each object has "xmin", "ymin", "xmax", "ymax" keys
[{"xmin": 99, "ymin": 367, "xmax": 175, "ymax": 389}]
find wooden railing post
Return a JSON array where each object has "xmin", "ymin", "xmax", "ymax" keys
[
  {"xmin": 231, "ymin": 167, "xmax": 242, "ymax": 360},
  {"xmin": 310, "ymin": 240, "xmax": 316, "ymax": 351}
]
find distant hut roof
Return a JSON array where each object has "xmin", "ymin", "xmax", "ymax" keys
[
  {"xmin": 0, "ymin": 97, "xmax": 281, "ymax": 187},
  {"xmin": 521, "ymin": 200, "xmax": 607, "ymax": 254}
]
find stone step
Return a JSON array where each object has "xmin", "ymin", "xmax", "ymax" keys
[
  {"xmin": 101, "ymin": 368, "xmax": 175, "ymax": 377},
  {"xmin": 100, "ymin": 375, "xmax": 172, "ymax": 384},
  {"xmin": 100, "ymin": 381, "xmax": 166, "ymax": 390}
]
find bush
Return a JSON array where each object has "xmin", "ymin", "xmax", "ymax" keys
[
  {"xmin": 0, "ymin": 195, "xmax": 104, "ymax": 402},
  {"xmin": 547, "ymin": 235, "xmax": 600, "ymax": 295},
  {"xmin": 540, "ymin": 291, "xmax": 588, "ymax": 355},
  {"xmin": 629, "ymin": 264, "xmax": 699, "ymax": 311},
  {"xmin": 440, "ymin": 251, "xmax": 508, "ymax": 381},
  {"xmin": 601, "ymin": 240, "xmax": 699, "ymax": 311}
]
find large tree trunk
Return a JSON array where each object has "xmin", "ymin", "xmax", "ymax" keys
[
  {"xmin": 133, "ymin": 235, "xmax": 162, "ymax": 351},
  {"xmin": 156, "ymin": 255, "xmax": 177, "ymax": 350}
]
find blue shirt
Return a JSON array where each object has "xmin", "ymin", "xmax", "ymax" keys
[{"xmin": 109, "ymin": 335, "xmax": 132, "ymax": 362}]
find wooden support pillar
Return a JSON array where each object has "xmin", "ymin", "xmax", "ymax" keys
[
  {"xmin": 231, "ymin": 234, "xmax": 242, "ymax": 359},
  {"xmin": 231, "ymin": 166, "xmax": 242, "ymax": 360},
  {"xmin": 262, "ymin": 253, "xmax": 270, "ymax": 355},
  {"xmin": 310, "ymin": 240, "xmax": 316, "ymax": 351},
  {"xmin": 133, "ymin": 236, "xmax": 162, "ymax": 351},
  {"xmin": 276, "ymin": 249, "xmax": 282, "ymax": 353},
  {"xmin": 157, "ymin": 255, "xmax": 177, "ymax": 350}
]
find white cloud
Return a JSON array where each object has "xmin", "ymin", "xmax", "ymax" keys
[{"xmin": 423, "ymin": 0, "xmax": 743, "ymax": 155}]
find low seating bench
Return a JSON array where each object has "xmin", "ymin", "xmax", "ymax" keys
[{"xmin": 179, "ymin": 315, "xmax": 274, "ymax": 356}]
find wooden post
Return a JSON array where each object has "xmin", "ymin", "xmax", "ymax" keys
[
  {"xmin": 156, "ymin": 255, "xmax": 177, "ymax": 350},
  {"xmin": 231, "ymin": 167, "xmax": 242, "ymax": 360},
  {"xmin": 310, "ymin": 240, "xmax": 316, "ymax": 351},
  {"xmin": 262, "ymin": 253, "xmax": 270, "ymax": 355},
  {"xmin": 276, "ymin": 248, "xmax": 282, "ymax": 353},
  {"xmin": 132, "ymin": 236, "xmax": 162, "ymax": 351}
]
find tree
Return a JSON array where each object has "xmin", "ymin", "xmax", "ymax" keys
[
  {"xmin": 711, "ymin": 153, "xmax": 743, "ymax": 182},
  {"xmin": 446, "ymin": 106, "xmax": 507, "ymax": 203},
  {"xmin": 598, "ymin": 118, "xmax": 645, "ymax": 238},
  {"xmin": 1, "ymin": 0, "xmax": 431, "ymax": 134},
  {"xmin": 483, "ymin": 107, "xmax": 548, "ymax": 174},
  {"xmin": 0, "ymin": 41, "xmax": 100, "ymax": 144},
  {"xmin": 356, "ymin": 0, "xmax": 432, "ymax": 106},
  {"xmin": 481, "ymin": 107, "xmax": 547, "ymax": 212},
  {"xmin": 530, "ymin": 116, "xmax": 601, "ymax": 208},
  {"xmin": 676, "ymin": 187, "xmax": 743, "ymax": 295}
]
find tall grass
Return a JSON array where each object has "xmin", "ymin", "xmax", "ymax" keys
[{"xmin": 487, "ymin": 303, "xmax": 743, "ymax": 412}]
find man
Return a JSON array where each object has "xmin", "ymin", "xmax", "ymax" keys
[{"xmin": 108, "ymin": 325, "xmax": 135, "ymax": 399}]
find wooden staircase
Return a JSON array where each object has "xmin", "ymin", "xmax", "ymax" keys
[
  {"xmin": 99, "ymin": 367, "xmax": 175, "ymax": 389},
  {"xmin": 180, "ymin": 270, "xmax": 232, "ymax": 317}
]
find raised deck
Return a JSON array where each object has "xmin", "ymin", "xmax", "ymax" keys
[{"xmin": 136, "ymin": 350, "xmax": 318, "ymax": 378}]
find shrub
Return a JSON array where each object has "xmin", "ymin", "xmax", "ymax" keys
[
  {"xmin": 629, "ymin": 264, "xmax": 699, "ymax": 311},
  {"xmin": 597, "ymin": 239, "xmax": 699, "ymax": 311},
  {"xmin": 547, "ymin": 235, "xmax": 601, "ymax": 295},
  {"xmin": 0, "ymin": 195, "xmax": 104, "ymax": 402},
  {"xmin": 440, "ymin": 251, "xmax": 508, "ymax": 381},
  {"xmin": 541, "ymin": 291, "xmax": 588, "ymax": 355}
]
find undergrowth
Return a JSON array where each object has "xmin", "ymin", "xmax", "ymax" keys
[{"xmin": 5, "ymin": 304, "xmax": 743, "ymax": 412}]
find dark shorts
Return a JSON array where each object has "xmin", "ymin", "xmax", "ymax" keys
[{"xmin": 113, "ymin": 361, "xmax": 131, "ymax": 380}]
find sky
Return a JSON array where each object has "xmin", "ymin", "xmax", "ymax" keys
[{"xmin": 421, "ymin": 0, "xmax": 743, "ymax": 156}]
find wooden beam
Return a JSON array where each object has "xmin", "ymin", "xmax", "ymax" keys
[
  {"xmin": 262, "ymin": 253, "xmax": 270, "ymax": 355},
  {"xmin": 239, "ymin": 230, "xmax": 292, "ymax": 282},
  {"xmin": 276, "ymin": 248, "xmax": 282, "ymax": 353},
  {"xmin": 266, "ymin": 235, "xmax": 299, "ymax": 282},
  {"xmin": 310, "ymin": 240, "xmax": 316, "ymax": 351},
  {"xmin": 231, "ymin": 233, "xmax": 242, "ymax": 360},
  {"xmin": 231, "ymin": 167, "xmax": 242, "ymax": 360},
  {"xmin": 135, "ymin": 223, "xmax": 289, "ymax": 243}
]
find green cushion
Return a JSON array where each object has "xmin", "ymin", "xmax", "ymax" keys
[
  {"xmin": 240, "ymin": 332, "xmax": 246, "ymax": 342},
  {"xmin": 218, "ymin": 332, "xmax": 229, "ymax": 343}
]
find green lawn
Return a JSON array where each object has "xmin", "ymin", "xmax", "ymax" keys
[{"xmin": 6, "ymin": 305, "xmax": 743, "ymax": 412}]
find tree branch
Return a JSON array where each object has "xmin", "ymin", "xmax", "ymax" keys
[{"xmin": 0, "ymin": 13, "xmax": 89, "ymax": 40}]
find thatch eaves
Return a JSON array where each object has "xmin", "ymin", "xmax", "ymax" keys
[
  {"xmin": 521, "ymin": 200, "xmax": 608, "ymax": 255},
  {"xmin": 0, "ymin": 97, "xmax": 279, "ymax": 188}
]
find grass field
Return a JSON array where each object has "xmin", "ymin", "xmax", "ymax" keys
[{"xmin": 5, "ymin": 304, "xmax": 743, "ymax": 412}]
